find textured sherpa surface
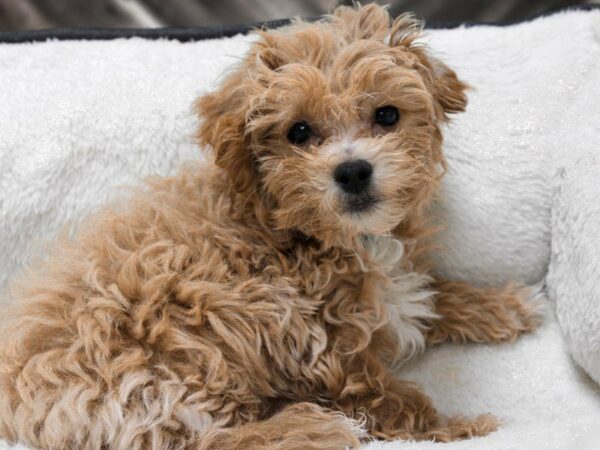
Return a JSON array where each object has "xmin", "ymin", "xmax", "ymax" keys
[
  {"xmin": 1, "ymin": 8, "xmax": 600, "ymax": 450},
  {"xmin": 546, "ymin": 54, "xmax": 600, "ymax": 389}
]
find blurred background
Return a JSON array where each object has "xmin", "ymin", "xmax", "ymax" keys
[{"xmin": 0, "ymin": 0, "xmax": 598, "ymax": 31}]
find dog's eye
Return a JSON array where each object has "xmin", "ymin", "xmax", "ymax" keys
[
  {"xmin": 374, "ymin": 106, "xmax": 399, "ymax": 126},
  {"xmin": 287, "ymin": 121, "xmax": 312, "ymax": 145}
]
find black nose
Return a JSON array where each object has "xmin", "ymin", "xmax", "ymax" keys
[{"xmin": 333, "ymin": 160, "xmax": 373, "ymax": 195}]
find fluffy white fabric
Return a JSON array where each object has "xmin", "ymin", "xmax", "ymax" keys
[
  {"xmin": 546, "ymin": 53, "xmax": 600, "ymax": 387},
  {"xmin": 1, "ymin": 8, "xmax": 600, "ymax": 450}
]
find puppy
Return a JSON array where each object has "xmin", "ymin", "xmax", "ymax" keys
[{"xmin": 0, "ymin": 5, "xmax": 541, "ymax": 450}]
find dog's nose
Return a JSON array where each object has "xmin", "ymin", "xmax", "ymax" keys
[{"xmin": 333, "ymin": 160, "xmax": 373, "ymax": 195}]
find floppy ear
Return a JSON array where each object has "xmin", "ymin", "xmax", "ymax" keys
[
  {"xmin": 332, "ymin": 3, "xmax": 390, "ymax": 41},
  {"xmin": 390, "ymin": 13, "xmax": 468, "ymax": 117},
  {"xmin": 196, "ymin": 70, "xmax": 255, "ymax": 193},
  {"xmin": 429, "ymin": 58, "xmax": 468, "ymax": 115},
  {"xmin": 254, "ymin": 31, "xmax": 288, "ymax": 71}
]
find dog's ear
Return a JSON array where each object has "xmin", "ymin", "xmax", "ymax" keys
[
  {"xmin": 196, "ymin": 70, "xmax": 255, "ymax": 193},
  {"xmin": 426, "ymin": 57, "xmax": 468, "ymax": 115},
  {"xmin": 332, "ymin": 4, "xmax": 390, "ymax": 41},
  {"xmin": 254, "ymin": 31, "xmax": 288, "ymax": 71},
  {"xmin": 390, "ymin": 13, "xmax": 468, "ymax": 117}
]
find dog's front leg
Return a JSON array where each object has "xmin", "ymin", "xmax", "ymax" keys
[
  {"xmin": 334, "ymin": 354, "xmax": 497, "ymax": 442},
  {"xmin": 425, "ymin": 279, "xmax": 544, "ymax": 346}
]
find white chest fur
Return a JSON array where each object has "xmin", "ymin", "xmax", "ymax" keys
[{"xmin": 361, "ymin": 235, "xmax": 438, "ymax": 368}]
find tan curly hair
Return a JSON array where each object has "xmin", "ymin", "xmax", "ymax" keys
[{"xmin": 0, "ymin": 4, "xmax": 541, "ymax": 449}]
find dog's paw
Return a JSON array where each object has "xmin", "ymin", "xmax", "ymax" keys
[
  {"xmin": 421, "ymin": 413, "xmax": 499, "ymax": 442},
  {"xmin": 504, "ymin": 282, "xmax": 546, "ymax": 335},
  {"xmin": 425, "ymin": 279, "xmax": 545, "ymax": 346}
]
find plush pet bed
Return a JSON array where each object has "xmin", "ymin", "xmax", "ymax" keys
[{"xmin": 1, "ymin": 6, "xmax": 600, "ymax": 449}]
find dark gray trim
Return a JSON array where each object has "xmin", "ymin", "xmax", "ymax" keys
[
  {"xmin": 0, "ymin": 4, "xmax": 597, "ymax": 44},
  {"xmin": 0, "ymin": 18, "xmax": 296, "ymax": 43},
  {"xmin": 425, "ymin": 3, "xmax": 599, "ymax": 29}
]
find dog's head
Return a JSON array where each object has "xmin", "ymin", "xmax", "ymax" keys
[{"xmin": 197, "ymin": 4, "xmax": 467, "ymax": 247}]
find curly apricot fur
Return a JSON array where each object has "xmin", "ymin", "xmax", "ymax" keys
[{"xmin": 0, "ymin": 5, "xmax": 539, "ymax": 450}]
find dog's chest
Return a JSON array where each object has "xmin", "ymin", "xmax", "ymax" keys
[
  {"xmin": 360, "ymin": 234, "xmax": 406, "ymax": 276},
  {"xmin": 361, "ymin": 234, "xmax": 437, "ymax": 366}
]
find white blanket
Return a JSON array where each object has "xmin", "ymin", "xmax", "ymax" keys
[
  {"xmin": 546, "ymin": 58, "xmax": 600, "ymax": 388},
  {"xmin": 1, "ymin": 8, "xmax": 600, "ymax": 449}
]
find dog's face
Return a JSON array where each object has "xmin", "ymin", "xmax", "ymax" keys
[{"xmin": 197, "ymin": 5, "xmax": 467, "ymax": 247}]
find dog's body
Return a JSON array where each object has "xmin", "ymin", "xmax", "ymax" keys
[{"xmin": 0, "ymin": 5, "xmax": 541, "ymax": 450}]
